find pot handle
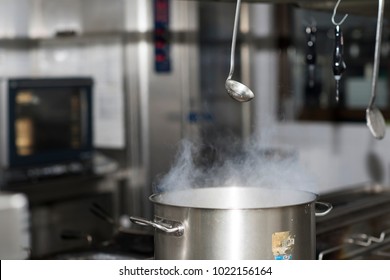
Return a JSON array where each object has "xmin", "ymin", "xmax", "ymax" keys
[
  {"xmin": 315, "ymin": 201, "xmax": 333, "ymax": 217},
  {"xmin": 129, "ymin": 216, "xmax": 184, "ymax": 236}
]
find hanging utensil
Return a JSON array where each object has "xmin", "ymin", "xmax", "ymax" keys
[
  {"xmin": 225, "ymin": 0, "xmax": 254, "ymax": 102},
  {"xmin": 331, "ymin": 0, "xmax": 348, "ymax": 103},
  {"xmin": 366, "ymin": 0, "xmax": 386, "ymax": 140},
  {"xmin": 304, "ymin": 23, "xmax": 321, "ymax": 106},
  {"xmin": 306, "ymin": 25, "xmax": 317, "ymax": 90}
]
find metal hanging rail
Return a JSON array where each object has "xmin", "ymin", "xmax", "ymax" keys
[{"xmin": 178, "ymin": 0, "xmax": 388, "ymax": 18}]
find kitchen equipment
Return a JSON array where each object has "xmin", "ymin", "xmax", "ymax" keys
[
  {"xmin": 46, "ymin": 200, "xmax": 154, "ymax": 260},
  {"xmin": 304, "ymin": 22, "xmax": 322, "ymax": 107},
  {"xmin": 366, "ymin": 0, "xmax": 386, "ymax": 140},
  {"xmin": 0, "ymin": 192, "xmax": 30, "ymax": 259},
  {"xmin": 130, "ymin": 186, "xmax": 331, "ymax": 260},
  {"xmin": 331, "ymin": 0, "xmax": 348, "ymax": 103},
  {"xmin": 225, "ymin": 0, "xmax": 254, "ymax": 102},
  {"xmin": 30, "ymin": 192, "xmax": 115, "ymax": 258},
  {"xmin": 316, "ymin": 183, "xmax": 390, "ymax": 260},
  {"xmin": 0, "ymin": 77, "xmax": 94, "ymax": 184}
]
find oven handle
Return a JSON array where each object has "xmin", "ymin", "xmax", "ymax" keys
[
  {"xmin": 315, "ymin": 201, "xmax": 333, "ymax": 217},
  {"xmin": 129, "ymin": 216, "xmax": 184, "ymax": 236}
]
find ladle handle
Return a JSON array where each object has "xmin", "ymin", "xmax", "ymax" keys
[
  {"xmin": 130, "ymin": 216, "xmax": 184, "ymax": 236},
  {"xmin": 368, "ymin": 0, "xmax": 385, "ymax": 108},
  {"xmin": 332, "ymin": 25, "xmax": 346, "ymax": 78},
  {"xmin": 315, "ymin": 201, "xmax": 333, "ymax": 217},
  {"xmin": 227, "ymin": 0, "xmax": 242, "ymax": 80}
]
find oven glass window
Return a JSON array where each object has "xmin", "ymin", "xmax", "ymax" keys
[{"xmin": 14, "ymin": 88, "xmax": 86, "ymax": 157}]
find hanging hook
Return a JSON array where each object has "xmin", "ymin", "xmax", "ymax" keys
[
  {"xmin": 332, "ymin": 0, "xmax": 348, "ymax": 26},
  {"xmin": 331, "ymin": 0, "xmax": 348, "ymax": 103}
]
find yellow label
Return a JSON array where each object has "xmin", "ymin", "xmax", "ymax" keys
[{"xmin": 272, "ymin": 231, "xmax": 295, "ymax": 260}]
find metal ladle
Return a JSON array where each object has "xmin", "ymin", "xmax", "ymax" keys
[
  {"xmin": 366, "ymin": 0, "xmax": 386, "ymax": 140},
  {"xmin": 225, "ymin": 0, "xmax": 254, "ymax": 102}
]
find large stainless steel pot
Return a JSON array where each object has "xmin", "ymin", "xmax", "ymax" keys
[{"xmin": 130, "ymin": 186, "xmax": 331, "ymax": 260}]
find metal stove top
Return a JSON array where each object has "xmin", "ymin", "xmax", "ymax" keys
[{"xmin": 316, "ymin": 183, "xmax": 390, "ymax": 260}]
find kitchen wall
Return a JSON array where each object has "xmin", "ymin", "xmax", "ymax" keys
[
  {"xmin": 0, "ymin": 0, "xmax": 203, "ymax": 222},
  {"xmin": 0, "ymin": 0, "xmax": 127, "ymax": 150},
  {"xmin": 1, "ymin": 0, "xmax": 390, "ymax": 260},
  {"xmin": 1, "ymin": 0, "xmax": 389, "ymax": 204},
  {"xmin": 250, "ymin": 4, "xmax": 390, "ymax": 194}
]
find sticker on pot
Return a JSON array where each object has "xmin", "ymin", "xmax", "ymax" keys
[{"xmin": 272, "ymin": 231, "xmax": 295, "ymax": 260}]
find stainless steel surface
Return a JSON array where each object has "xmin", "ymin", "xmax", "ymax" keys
[
  {"xmin": 316, "ymin": 184, "xmax": 390, "ymax": 259},
  {"xmin": 133, "ymin": 187, "xmax": 317, "ymax": 260},
  {"xmin": 367, "ymin": 107, "xmax": 386, "ymax": 139},
  {"xmin": 318, "ymin": 230, "xmax": 390, "ymax": 260},
  {"xmin": 318, "ymin": 224, "xmax": 390, "ymax": 260},
  {"xmin": 225, "ymin": 80, "xmax": 255, "ymax": 102},
  {"xmin": 315, "ymin": 202, "xmax": 333, "ymax": 217},
  {"xmin": 348, "ymin": 230, "xmax": 390, "ymax": 247},
  {"xmin": 3, "ymin": 1, "xmax": 389, "ymax": 262},
  {"xmin": 0, "ymin": 0, "xmax": 249, "ymax": 259},
  {"xmin": 130, "ymin": 216, "xmax": 184, "ymax": 236},
  {"xmin": 366, "ymin": 0, "xmax": 386, "ymax": 140},
  {"xmin": 225, "ymin": 0, "xmax": 254, "ymax": 102},
  {"xmin": 0, "ymin": 79, "xmax": 9, "ymax": 169},
  {"xmin": 0, "ymin": 192, "xmax": 30, "ymax": 260}
]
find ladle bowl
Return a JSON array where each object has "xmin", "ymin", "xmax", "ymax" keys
[
  {"xmin": 225, "ymin": 79, "xmax": 254, "ymax": 102},
  {"xmin": 367, "ymin": 107, "xmax": 386, "ymax": 140}
]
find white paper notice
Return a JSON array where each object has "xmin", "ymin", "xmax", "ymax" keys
[{"xmin": 93, "ymin": 82, "xmax": 125, "ymax": 149}]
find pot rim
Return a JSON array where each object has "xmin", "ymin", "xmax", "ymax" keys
[{"xmin": 149, "ymin": 186, "xmax": 318, "ymax": 210}]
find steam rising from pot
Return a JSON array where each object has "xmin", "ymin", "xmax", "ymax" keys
[{"xmin": 154, "ymin": 135, "xmax": 318, "ymax": 195}]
